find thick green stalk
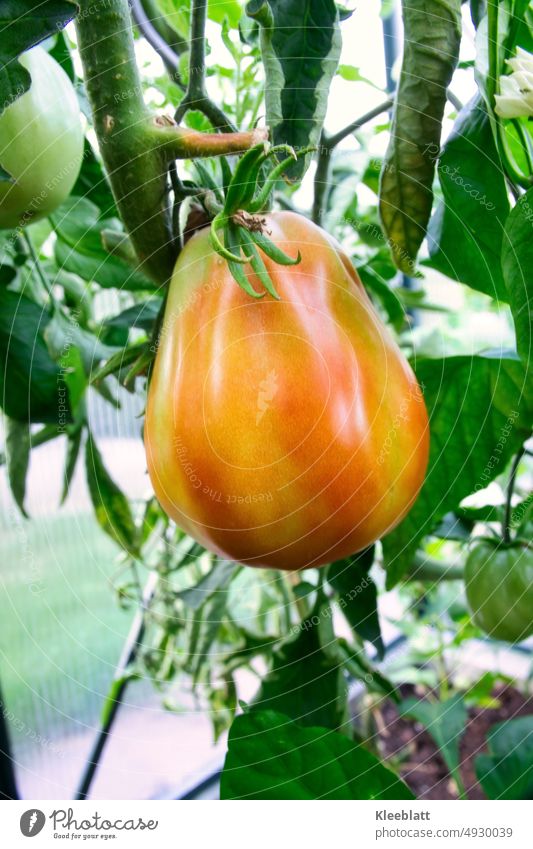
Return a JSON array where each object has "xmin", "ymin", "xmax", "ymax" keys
[
  {"xmin": 75, "ymin": 0, "xmax": 262, "ymax": 283},
  {"xmin": 76, "ymin": 0, "xmax": 175, "ymax": 283}
]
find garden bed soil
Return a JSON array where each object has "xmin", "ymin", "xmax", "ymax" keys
[{"xmin": 378, "ymin": 685, "xmax": 533, "ymax": 800}]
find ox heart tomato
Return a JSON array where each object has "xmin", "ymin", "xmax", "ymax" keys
[
  {"xmin": 0, "ymin": 46, "xmax": 84, "ymax": 229},
  {"xmin": 145, "ymin": 211, "xmax": 429, "ymax": 570}
]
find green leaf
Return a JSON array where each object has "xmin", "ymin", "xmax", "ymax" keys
[
  {"xmin": 327, "ymin": 546, "xmax": 384, "ymax": 659},
  {"xmin": 475, "ymin": 716, "xmax": 533, "ymax": 800},
  {"xmin": 379, "ymin": 0, "xmax": 462, "ymax": 272},
  {"xmin": 246, "ymin": 0, "xmax": 341, "ymax": 179},
  {"xmin": 49, "ymin": 29, "xmax": 75, "ymax": 81},
  {"xmin": 5, "ymin": 417, "xmax": 30, "ymax": 516},
  {"xmin": 220, "ymin": 710, "xmax": 415, "ymax": 799},
  {"xmin": 61, "ymin": 424, "xmax": 83, "ymax": 505},
  {"xmin": 400, "ymin": 694, "xmax": 467, "ymax": 787},
  {"xmin": 208, "ymin": 0, "xmax": 242, "ymax": 28},
  {"xmin": 52, "ymin": 198, "xmax": 155, "ymax": 291},
  {"xmin": 178, "ymin": 559, "xmax": 236, "ymax": 610},
  {"xmin": 425, "ymin": 98, "xmax": 510, "ymax": 300},
  {"xmin": 44, "ymin": 310, "xmax": 113, "ymax": 384},
  {"xmin": 383, "ymin": 354, "xmax": 532, "ymax": 586},
  {"xmin": 0, "ymin": 1, "xmax": 76, "ymax": 113},
  {"xmin": 501, "ymin": 187, "xmax": 533, "ymax": 368},
  {"xmin": 71, "ymin": 140, "xmax": 117, "ymax": 219},
  {"xmin": 358, "ymin": 266, "xmax": 405, "ymax": 331},
  {"xmin": 85, "ymin": 432, "xmax": 139, "ymax": 556},
  {"xmin": 187, "ymin": 589, "xmax": 230, "ymax": 683},
  {"xmin": 252, "ymin": 612, "xmax": 346, "ymax": 729},
  {"xmin": 104, "ymin": 298, "xmax": 162, "ymax": 334},
  {"xmin": 0, "ymin": 289, "xmax": 71, "ymax": 424}
]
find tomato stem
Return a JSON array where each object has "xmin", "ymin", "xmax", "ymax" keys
[{"xmin": 503, "ymin": 446, "xmax": 526, "ymax": 544}]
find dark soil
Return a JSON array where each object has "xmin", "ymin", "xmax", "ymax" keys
[{"xmin": 377, "ymin": 684, "xmax": 533, "ymax": 799}]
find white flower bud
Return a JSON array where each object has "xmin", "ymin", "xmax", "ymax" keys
[{"xmin": 494, "ymin": 46, "xmax": 533, "ymax": 119}]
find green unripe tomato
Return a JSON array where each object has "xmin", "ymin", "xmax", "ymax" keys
[
  {"xmin": 0, "ymin": 46, "xmax": 84, "ymax": 229},
  {"xmin": 465, "ymin": 539, "xmax": 533, "ymax": 643}
]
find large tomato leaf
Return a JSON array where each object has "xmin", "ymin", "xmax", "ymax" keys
[
  {"xmin": 220, "ymin": 709, "xmax": 415, "ymax": 799},
  {"xmin": 379, "ymin": 0, "xmax": 462, "ymax": 272},
  {"xmin": 0, "ymin": 0, "xmax": 77, "ymax": 113},
  {"xmin": 501, "ymin": 187, "xmax": 533, "ymax": 370},
  {"xmin": 0, "ymin": 288, "xmax": 72, "ymax": 424},
  {"xmin": 252, "ymin": 613, "xmax": 346, "ymax": 730},
  {"xmin": 383, "ymin": 354, "xmax": 532, "ymax": 587},
  {"xmin": 475, "ymin": 716, "xmax": 533, "ymax": 800},
  {"xmin": 425, "ymin": 98, "xmax": 510, "ymax": 300},
  {"xmin": 246, "ymin": 0, "xmax": 341, "ymax": 179}
]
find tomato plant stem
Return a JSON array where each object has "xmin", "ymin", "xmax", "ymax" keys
[
  {"xmin": 503, "ymin": 446, "xmax": 526, "ymax": 543},
  {"xmin": 409, "ymin": 553, "xmax": 464, "ymax": 582},
  {"xmin": 75, "ymin": 0, "xmax": 262, "ymax": 285},
  {"xmin": 174, "ymin": 0, "xmax": 236, "ymax": 132}
]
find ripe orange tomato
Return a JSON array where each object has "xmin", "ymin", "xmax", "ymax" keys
[{"xmin": 145, "ymin": 212, "xmax": 429, "ymax": 570}]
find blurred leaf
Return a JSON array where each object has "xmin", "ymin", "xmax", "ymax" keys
[
  {"xmin": 221, "ymin": 710, "xmax": 415, "ymax": 799},
  {"xmin": 0, "ymin": 0, "xmax": 76, "ymax": 113},
  {"xmin": 400, "ymin": 693, "xmax": 467, "ymax": 786},
  {"xmin": 476, "ymin": 716, "xmax": 533, "ymax": 799},
  {"xmin": 60, "ymin": 424, "xmax": 83, "ymax": 505},
  {"xmin": 328, "ymin": 546, "xmax": 384, "ymax": 659},
  {"xmin": 208, "ymin": 0, "xmax": 242, "ymax": 27},
  {"xmin": 426, "ymin": 98, "xmax": 510, "ymax": 300},
  {"xmin": 104, "ymin": 298, "xmax": 162, "ymax": 334},
  {"xmin": 0, "ymin": 289, "xmax": 71, "ymax": 423},
  {"xmin": 44, "ymin": 310, "xmax": 114, "ymax": 381},
  {"xmin": 247, "ymin": 0, "xmax": 341, "ymax": 179},
  {"xmin": 383, "ymin": 354, "xmax": 532, "ymax": 586},
  {"xmin": 72, "ymin": 140, "xmax": 117, "ymax": 219},
  {"xmin": 85, "ymin": 432, "xmax": 139, "ymax": 556},
  {"xmin": 49, "ymin": 29, "xmax": 75, "ymax": 80},
  {"xmin": 178, "ymin": 559, "xmax": 236, "ymax": 610},
  {"xmin": 379, "ymin": 0, "xmax": 462, "ymax": 272},
  {"xmin": 5, "ymin": 417, "xmax": 30, "ymax": 516},
  {"xmin": 337, "ymin": 64, "xmax": 378, "ymax": 88},
  {"xmin": 501, "ymin": 187, "xmax": 533, "ymax": 369},
  {"xmin": 51, "ymin": 198, "xmax": 155, "ymax": 291},
  {"xmin": 358, "ymin": 266, "xmax": 405, "ymax": 331},
  {"xmin": 431, "ymin": 511, "xmax": 474, "ymax": 541}
]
